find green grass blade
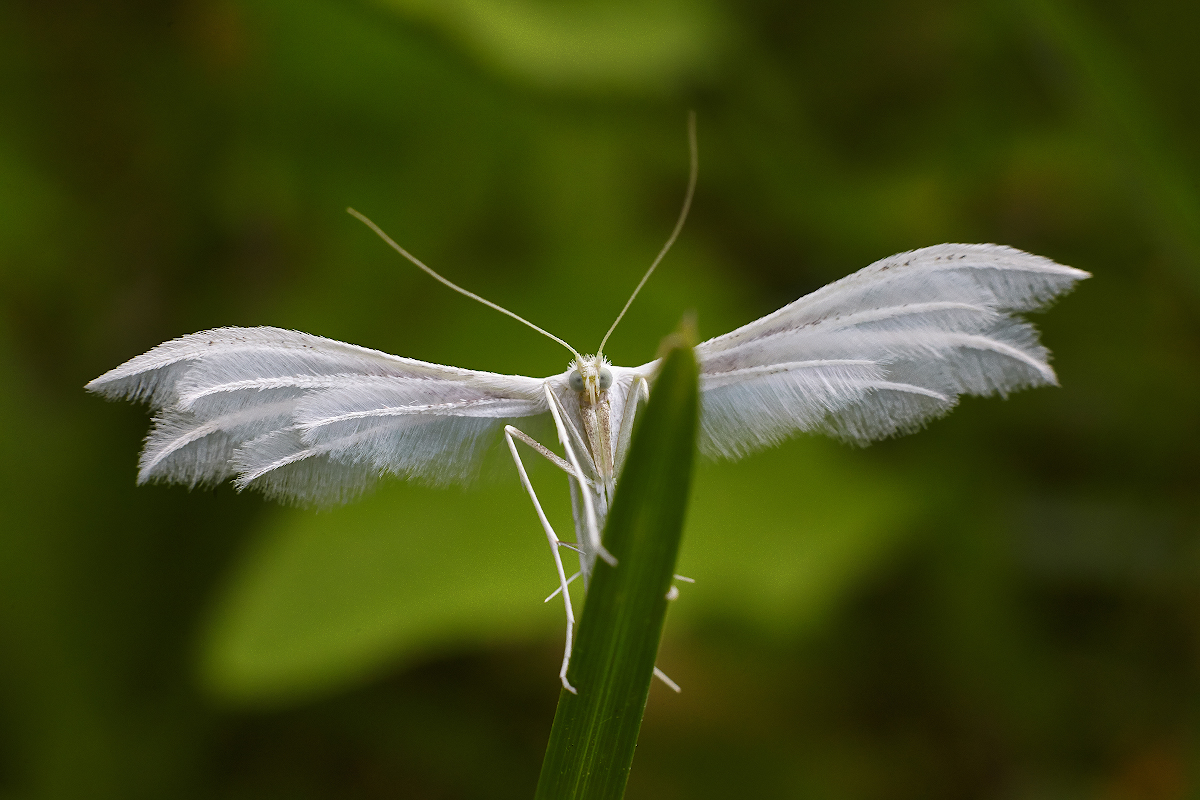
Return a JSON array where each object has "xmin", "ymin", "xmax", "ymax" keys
[{"xmin": 534, "ymin": 337, "xmax": 699, "ymax": 800}]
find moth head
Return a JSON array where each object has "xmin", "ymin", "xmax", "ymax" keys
[{"xmin": 569, "ymin": 356, "xmax": 613, "ymax": 401}]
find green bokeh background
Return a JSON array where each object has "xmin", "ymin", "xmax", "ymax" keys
[{"xmin": 2, "ymin": 0, "xmax": 1198, "ymax": 797}]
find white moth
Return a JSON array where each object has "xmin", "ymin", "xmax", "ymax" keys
[{"xmin": 87, "ymin": 122, "xmax": 1089, "ymax": 692}]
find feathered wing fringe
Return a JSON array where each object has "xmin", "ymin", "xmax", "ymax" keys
[
  {"xmin": 138, "ymin": 394, "xmax": 301, "ymax": 486},
  {"xmin": 87, "ymin": 327, "xmax": 548, "ymax": 504},
  {"xmin": 232, "ymin": 415, "xmax": 505, "ymax": 505},
  {"xmin": 698, "ymin": 362, "xmax": 952, "ymax": 458},
  {"xmin": 695, "ymin": 243, "xmax": 1089, "ymax": 457}
]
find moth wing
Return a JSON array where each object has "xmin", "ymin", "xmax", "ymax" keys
[
  {"xmin": 87, "ymin": 327, "xmax": 548, "ymax": 504},
  {"xmin": 690, "ymin": 243, "xmax": 1089, "ymax": 458}
]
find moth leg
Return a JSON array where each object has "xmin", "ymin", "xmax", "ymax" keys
[
  {"xmin": 653, "ymin": 666, "xmax": 681, "ymax": 693},
  {"xmin": 543, "ymin": 386, "xmax": 591, "ymax": 469},
  {"xmin": 614, "ymin": 375, "xmax": 649, "ymax": 479},
  {"xmin": 504, "ymin": 425, "xmax": 578, "ymax": 694},
  {"xmin": 505, "ymin": 426, "xmax": 596, "ymax": 488},
  {"xmin": 660, "ymin": 572, "xmax": 692, "ymax": 681},
  {"xmin": 543, "ymin": 384, "xmax": 616, "ymax": 569},
  {"xmin": 666, "ymin": 572, "xmax": 695, "ymax": 600},
  {"xmin": 544, "ymin": 571, "xmax": 580, "ymax": 603}
]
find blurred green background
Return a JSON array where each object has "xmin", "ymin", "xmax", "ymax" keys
[{"xmin": 2, "ymin": 0, "xmax": 1198, "ymax": 797}]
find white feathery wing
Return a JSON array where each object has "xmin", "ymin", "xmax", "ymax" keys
[
  {"xmin": 86, "ymin": 327, "xmax": 550, "ymax": 504},
  {"xmin": 690, "ymin": 242, "xmax": 1090, "ymax": 458},
  {"xmin": 87, "ymin": 244, "xmax": 1089, "ymax": 506}
]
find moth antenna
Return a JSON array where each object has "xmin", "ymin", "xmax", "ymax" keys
[
  {"xmin": 597, "ymin": 110, "xmax": 698, "ymax": 357},
  {"xmin": 348, "ymin": 208, "xmax": 583, "ymax": 362}
]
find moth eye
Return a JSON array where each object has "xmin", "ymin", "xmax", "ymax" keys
[
  {"xmin": 598, "ymin": 368, "xmax": 613, "ymax": 390},
  {"xmin": 569, "ymin": 370, "xmax": 584, "ymax": 392}
]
